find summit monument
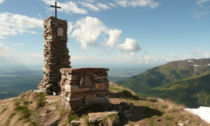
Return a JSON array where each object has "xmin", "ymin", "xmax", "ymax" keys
[{"xmin": 37, "ymin": 1, "xmax": 110, "ymax": 111}]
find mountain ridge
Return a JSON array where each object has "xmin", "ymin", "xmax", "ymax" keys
[{"xmin": 116, "ymin": 58, "xmax": 210, "ymax": 108}]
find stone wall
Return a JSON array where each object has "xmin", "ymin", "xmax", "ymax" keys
[
  {"xmin": 59, "ymin": 68, "xmax": 110, "ymax": 111},
  {"xmin": 38, "ymin": 16, "xmax": 71, "ymax": 95}
]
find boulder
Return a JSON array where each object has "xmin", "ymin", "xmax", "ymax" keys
[
  {"xmin": 124, "ymin": 113, "xmax": 133, "ymax": 118},
  {"xmin": 85, "ymin": 97, "xmax": 110, "ymax": 107},
  {"xmin": 88, "ymin": 111, "xmax": 118, "ymax": 123},
  {"xmin": 71, "ymin": 120, "xmax": 81, "ymax": 126}
]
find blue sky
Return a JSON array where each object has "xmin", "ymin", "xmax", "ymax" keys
[{"xmin": 0, "ymin": 0, "xmax": 210, "ymax": 68}]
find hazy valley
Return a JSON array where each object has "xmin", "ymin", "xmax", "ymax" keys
[{"xmin": 0, "ymin": 66, "xmax": 148, "ymax": 100}]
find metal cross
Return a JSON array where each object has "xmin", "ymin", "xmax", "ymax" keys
[{"xmin": 51, "ymin": 1, "xmax": 61, "ymax": 18}]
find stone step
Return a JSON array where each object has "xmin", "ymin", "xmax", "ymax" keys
[
  {"xmin": 45, "ymin": 95, "xmax": 60, "ymax": 99},
  {"xmin": 45, "ymin": 95, "xmax": 60, "ymax": 104}
]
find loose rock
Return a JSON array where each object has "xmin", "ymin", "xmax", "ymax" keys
[
  {"xmin": 119, "ymin": 105, "xmax": 123, "ymax": 111},
  {"xmin": 185, "ymin": 120, "xmax": 190, "ymax": 124},
  {"xmin": 45, "ymin": 109, "xmax": 51, "ymax": 113},
  {"xmin": 177, "ymin": 123, "xmax": 184, "ymax": 126},
  {"xmin": 124, "ymin": 113, "xmax": 133, "ymax": 118},
  {"xmin": 88, "ymin": 111, "xmax": 118, "ymax": 123},
  {"xmin": 120, "ymin": 102, "xmax": 128, "ymax": 106},
  {"xmin": 71, "ymin": 120, "xmax": 81, "ymax": 126},
  {"xmin": 156, "ymin": 118, "xmax": 161, "ymax": 122},
  {"xmin": 123, "ymin": 110, "xmax": 130, "ymax": 115}
]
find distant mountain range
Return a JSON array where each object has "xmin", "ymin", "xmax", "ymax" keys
[{"xmin": 116, "ymin": 58, "xmax": 210, "ymax": 108}]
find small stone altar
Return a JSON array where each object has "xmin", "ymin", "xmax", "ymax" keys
[{"xmin": 59, "ymin": 68, "xmax": 110, "ymax": 110}]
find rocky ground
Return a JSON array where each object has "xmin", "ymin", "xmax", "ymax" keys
[{"xmin": 0, "ymin": 82, "xmax": 209, "ymax": 126}]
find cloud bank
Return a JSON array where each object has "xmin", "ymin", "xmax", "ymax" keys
[
  {"xmin": 197, "ymin": 0, "xmax": 210, "ymax": 4},
  {"xmin": 41, "ymin": 0, "xmax": 87, "ymax": 14},
  {"xmin": 70, "ymin": 16, "xmax": 138, "ymax": 53},
  {"xmin": 115, "ymin": 0, "xmax": 161, "ymax": 9},
  {"xmin": 0, "ymin": 0, "xmax": 4, "ymax": 4},
  {"xmin": 0, "ymin": 12, "xmax": 43, "ymax": 39},
  {"xmin": 0, "ymin": 43, "xmax": 11, "ymax": 56}
]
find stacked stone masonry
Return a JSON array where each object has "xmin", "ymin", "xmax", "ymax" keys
[
  {"xmin": 59, "ymin": 68, "xmax": 110, "ymax": 110},
  {"xmin": 38, "ymin": 16, "xmax": 71, "ymax": 95}
]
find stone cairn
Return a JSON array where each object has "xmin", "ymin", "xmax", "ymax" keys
[
  {"xmin": 59, "ymin": 68, "xmax": 110, "ymax": 111},
  {"xmin": 38, "ymin": 16, "xmax": 71, "ymax": 95}
]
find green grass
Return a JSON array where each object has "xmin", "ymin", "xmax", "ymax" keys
[
  {"xmin": 0, "ymin": 107, "xmax": 7, "ymax": 114},
  {"xmin": 68, "ymin": 113, "xmax": 79, "ymax": 123}
]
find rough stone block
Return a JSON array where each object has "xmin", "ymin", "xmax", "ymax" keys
[{"xmin": 64, "ymin": 84, "xmax": 89, "ymax": 93}]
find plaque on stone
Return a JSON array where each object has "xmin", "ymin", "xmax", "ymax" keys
[
  {"xmin": 58, "ymin": 27, "xmax": 63, "ymax": 36},
  {"xmin": 79, "ymin": 75, "xmax": 94, "ymax": 87},
  {"xmin": 95, "ymin": 83, "xmax": 105, "ymax": 89}
]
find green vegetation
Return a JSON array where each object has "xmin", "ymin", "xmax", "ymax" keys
[
  {"xmin": 117, "ymin": 58, "xmax": 210, "ymax": 107},
  {"xmin": 107, "ymin": 77, "xmax": 128, "ymax": 82},
  {"xmin": 0, "ymin": 76, "xmax": 42, "ymax": 99},
  {"xmin": 68, "ymin": 113, "xmax": 79, "ymax": 123}
]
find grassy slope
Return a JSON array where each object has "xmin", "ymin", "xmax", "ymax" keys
[
  {"xmin": 0, "ymin": 82, "xmax": 209, "ymax": 126},
  {"xmin": 109, "ymin": 82, "xmax": 210, "ymax": 126},
  {"xmin": 138, "ymin": 71, "xmax": 210, "ymax": 108},
  {"xmin": 116, "ymin": 59, "xmax": 210, "ymax": 108}
]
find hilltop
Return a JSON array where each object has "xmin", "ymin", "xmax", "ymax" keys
[
  {"xmin": 116, "ymin": 58, "xmax": 210, "ymax": 108},
  {"xmin": 0, "ymin": 82, "xmax": 209, "ymax": 126}
]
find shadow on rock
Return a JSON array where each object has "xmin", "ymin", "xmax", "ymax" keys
[
  {"xmin": 108, "ymin": 90, "xmax": 146, "ymax": 100},
  {"xmin": 112, "ymin": 102, "xmax": 163, "ymax": 126}
]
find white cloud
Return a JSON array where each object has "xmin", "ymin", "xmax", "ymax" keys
[
  {"xmin": 192, "ymin": 49, "xmax": 201, "ymax": 54},
  {"xmin": 116, "ymin": 0, "xmax": 161, "ymax": 9},
  {"xmin": 71, "ymin": 16, "xmax": 108, "ymax": 50},
  {"xmin": 152, "ymin": 58, "xmax": 159, "ymax": 62},
  {"xmin": 108, "ymin": 49, "xmax": 115, "ymax": 52},
  {"xmin": 77, "ymin": 1, "xmax": 100, "ymax": 11},
  {"xmin": 96, "ymin": 54, "xmax": 104, "ymax": 57},
  {"xmin": 128, "ymin": 52, "xmax": 135, "ymax": 56},
  {"xmin": 197, "ymin": 0, "xmax": 210, "ymax": 4},
  {"xmin": 0, "ymin": 42, "xmax": 11, "ymax": 56},
  {"xmin": 105, "ymin": 29, "xmax": 122, "ymax": 47},
  {"xmin": 171, "ymin": 53, "xmax": 173, "ymax": 56},
  {"xmin": 109, "ymin": 3, "xmax": 116, "ymax": 7},
  {"xmin": 143, "ymin": 55, "xmax": 150, "ymax": 60},
  {"xmin": 71, "ymin": 56, "xmax": 85, "ymax": 59},
  {"xmin": 137, "ymin": 61, "xmax": 142, "ymax": 64},
  {"xmin": 26, "ymin": 54, "xmax": 42, "ymax": 57},
  {"xmin": 193, "ymin": 11, "xmax": 210, "ymax": 18},
  {"xmin": 0, "ymin": 12, "xmax": 43, "ymax": 39},
  {"xmin": 116, "ymin": 0, "xmax": 128, "ymax": 7},
  {"xmin": 28, "ymin": 31, "xmax": 37, "ymax": 34},
  {"xmin": 97, "ymin": 3, "xmax": 110, "ymax": 10},
  {"xmin": 41, "ymin": 0, "xmax": 87, "ymax": 14},
  {"xmin": 67, "ymin": 22, "xmax": 73, "ymax": 35},
  {"xmin": 204, "ymin": 52, "xmax": 210, "ymax": 58},
  {"xmin": 0, "ymin": 0, "xmax": 4, "ymax": 4},
  {"xmin": 165, "ymin": 58, "xmax": 172, "ymax": 62},
  {"xmin": 145, "ymin": 61, "xmax": 149, "ymax": 64},
  {"xmin": 38, "ymin": 14, "xmax": 41, "ymax": 16},
  {"xmin": 118, "ymin": 38, "xmax": 140, "ymax": 53},
  {"xmin": 11, "ymin": 43, "xmax": 25, "ymax": 46},
  {"xmin": 85, "ymin": 0, "xmax": 95, "ymax": 3},
  {"xmin": 183, "ymin": 55, "xmax": 191, "ymax": 59}
]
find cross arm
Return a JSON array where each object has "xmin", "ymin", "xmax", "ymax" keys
[{"xmin": 51, "ymin": 5, "xmax": 61, "ymax": 8}]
